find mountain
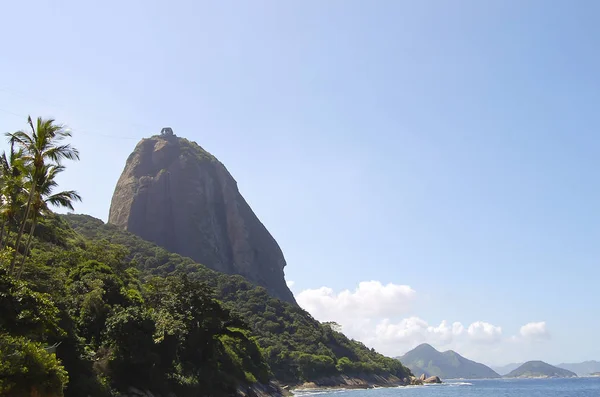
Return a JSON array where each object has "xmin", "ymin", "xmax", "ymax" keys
[
  {"xmin": 108, "ymin": 130, "xmax": 295, "ymax": 303},
  {"xmin": 505, "ymin": 361, "xmax": 577, "ymax": 378},
  {"xmin": 492, "ymin": 363, "xmax": 523, "ymax": 376},
  {"xmin": 398, "ymin": 343, "xmax": 501, "ymax": 379},
  {"xmin": 556, "ymin": 361, "xmax": 600, "ymax": 376}
]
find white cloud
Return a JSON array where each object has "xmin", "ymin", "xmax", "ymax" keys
[
  {"xmin": 452, "ymin": 321, "xmax": 465, "ymax": 336},
  {"xmin": 296, "ymin": 281, "xmax": 416, "ymax": 322},
  {"xmin": 286, "ymin": 280, "xmax": 295, "ymax": 288},
  {"xmin": 375, "ymin": 317, "xmax": 429, "ymax": 343},
  {"xmin": 467, "ymin": 321, "xmax": 503, "ymax": 343},
  {"xmin": 295, "ymin": 280, "xmax": 541, "ymax": 364},
  {"xmin": 375, "ymin": 318, "xmax": 460, "ymax": 346},
  {"xmin": 519, "ymin": 321, "xmax": 550, "ymax": 340}
]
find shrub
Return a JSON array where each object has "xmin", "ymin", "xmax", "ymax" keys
[{"xmin": 0, "ymin": 334, "xmax": 68, "ymax": 397}]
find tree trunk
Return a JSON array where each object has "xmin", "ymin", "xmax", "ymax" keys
[
  {"xmin": 9, "ymin": 183, "xmax": 35, "ymax": 276},
  {"xmin": 0, "ymin": 218, "xmax": 7, "ymax": 248},
  {"xmin": 16, "ymin": 215, "xmax": 37, "ymax": 281},
  {"xmin": 4, "ymin": 228, "xmax": 11, "ymax": 250}
]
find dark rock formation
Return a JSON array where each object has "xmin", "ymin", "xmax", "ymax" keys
[
  {"xmin": 122, "ymin": 382, "xmax": 287, "ymax": 397},
  {"xmin": 108, "ymin": 132, "xmax": 296, "ymax": 304},
  {"xmin": 295, "ymin": 374, "xmax": 410, "ymax": 389}
]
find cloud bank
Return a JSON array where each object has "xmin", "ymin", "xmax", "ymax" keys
[{"xmin": 296, "ymin": 281, "xmax": 549, "ymax": 364}]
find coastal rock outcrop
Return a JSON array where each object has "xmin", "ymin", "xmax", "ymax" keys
[
  {"xmin": 108, "ymin": 131, "xmax": 296, "ymax": 304},
  {"xmin": 119, "ymin": 382, "xmax": 287, "ymax": 397},
  {"xmin": 409, "ymin": 376, "xmax": 422, "ymax": 385},
  {"xmin": 424, "ymin": 376, "xmax": 442, "ymax": 384},
  {"xmin": 295, "ymin": 374, "xmax": 409, "ymax": 389}
]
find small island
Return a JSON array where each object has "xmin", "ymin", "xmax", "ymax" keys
[{"xmin": 504, "ymin": 361, "xmax": 577, "ymax": 378}]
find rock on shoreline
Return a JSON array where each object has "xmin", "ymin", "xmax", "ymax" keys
[
  {"xmin": 118, "ymin": 374, "xmax": 442, "ymax": 396},
  {"xmin": 292, "ymin": 373, "xmax": 442, "ymax": 390},
  {"xmin": 119, "ymin": 381, "xmax": 290, "ymax": 397},
  {"xmin": 408, "ymin": 374, "xmax": 442, "ymax": 385}
]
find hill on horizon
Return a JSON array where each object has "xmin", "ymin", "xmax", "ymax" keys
[
  {"xmin": 505, "ymin": 361, "xmax": 577, "ymax": 378},
  {"xmin": 397, "ymin": 343, "xmax": 501, "ymax": 379},
  {"xmin": 492, "ymin": 363, "xmax": 523, "ymax": 376},
  {"xmin": 556, "ymin": 361, "xmax": 600, "ymax": 376}
]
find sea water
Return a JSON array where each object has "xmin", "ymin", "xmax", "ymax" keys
[{"xmin": 292, "ymin": 378, "xmax": 600, "ymax": 397}]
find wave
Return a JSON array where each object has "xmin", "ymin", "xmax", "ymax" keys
[
  {"xmin": 445, "ymin": 381, "xmax": 473, "ymax": 386},
  {"xmin": 294, "ymin": 381, "xmax": 474, "ymax": 395},
  {"xmin": 292, "ymin": 388, "xmax": 354, "ymax": 396}
]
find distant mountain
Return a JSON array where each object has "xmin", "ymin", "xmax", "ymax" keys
[
  {"xmin": 505, "ymin": 361, "xmax": 577, "ymax": 378},
  {"xmin": 397, "ymin": 343, "xmax": 501, "ymax": 379},
  {"xmin": 495, "ymin": 361, "xmax": 600, "ymax": 377},
  {"xmin": 492, "ymin": 363, "xmax": 523, "ymax": 375},
  {"xmin": 556, "ymin": 361, "xmax": 600, "ymax": 376}
]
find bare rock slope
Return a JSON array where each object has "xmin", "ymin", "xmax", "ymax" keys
[{"xmin": 109, "ymin": 130, "xmax": 296, "ymax": 304}]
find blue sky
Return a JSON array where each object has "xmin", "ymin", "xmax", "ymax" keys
[{"xmin": 1, "ymin": 0, "xmax": 599, "ymax": 365}]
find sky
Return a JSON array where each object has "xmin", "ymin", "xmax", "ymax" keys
[{"xmin": 1, "ymin": 0, "xmax": 600, "ymax": 367}]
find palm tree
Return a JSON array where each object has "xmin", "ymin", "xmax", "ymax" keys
[
  {"xmin": 0, "ymin": 143, "xmax": 26, "ymax": 249},
  {"xmin": 15, "ymin": 164, "xmax": 81, "ymax": 279},
  {"xmin": 0, "ymin": 145, "xmax": 25, "ymax": 244},
  {"xmin": 6, "ymin": 116, "xmax": 79, "ymax": 273}
]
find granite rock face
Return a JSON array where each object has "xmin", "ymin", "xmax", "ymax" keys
[{"xmin": 108, "ymin": 132, "xmax": 296, "ymax": 304}]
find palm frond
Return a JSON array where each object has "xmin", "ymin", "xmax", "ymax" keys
[
  {"xmin": 6, "ymin": 131, "xmax": 35, "ymax": 149},
  {"xmin": 45, "ymin": 190, "xmax": 82, "ymax": 210},
  {"xmin": 45, "ymin": 144, "xmax": 80, "ymax": 163}
]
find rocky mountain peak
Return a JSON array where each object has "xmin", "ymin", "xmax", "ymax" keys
[{"xmin": 108, "ymin": 132, "xmax": 296, "ymax": 304}]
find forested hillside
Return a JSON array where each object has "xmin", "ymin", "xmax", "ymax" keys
[
  {"xmin": 65, "ymin": 214, "xmax": 412, "ymax": 384},
  {"xmin": 0, "ymin": 117, "xmax": 411, "ymax": 397},
  {"xmin": 2, "ymin": 213, "xmax": 275, "ymax": 396}
]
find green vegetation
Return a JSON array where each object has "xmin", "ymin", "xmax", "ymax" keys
[
  {"xmin": 4, "ymin": 116, "xmax": 80, "ymax": 278},
  {"xmin": 65, "ymin": 213, "xmax": 413, "ymax": 384},
  {"xmin": 0, "ymin": 215, "xmax": 274, "ymax": 396},
  {"xmin": 0, "ymin": 335, "xmax": 69, "ymax": 397},
  {"xmin": 147, "ymin": 133, "xmax": 217, "ymax": 162},
  {"xmin": 179, "ymin": 137, "xmax": 217, "ymax": 162},
  {"xmin": 0, "ymin": 116, "xmax": 411, "ymax": 397}
]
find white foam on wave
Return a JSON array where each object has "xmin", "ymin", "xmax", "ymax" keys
[
  {"xmin": 445, "ymin": 381, "xmax": 473, "ymax": 386},
  {"xmin": 292, "ymin": 388, "xmax": 353, "ymax": 396},
  {"xmin": 294, "ymin": 382, "xmax": 474, "ymax": 395}
]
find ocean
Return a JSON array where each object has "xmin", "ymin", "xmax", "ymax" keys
[{"xmin": 292, "ymin": 378, "xmax": 600, "ymax": 397}]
